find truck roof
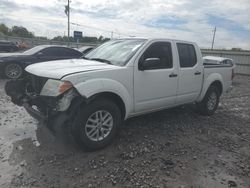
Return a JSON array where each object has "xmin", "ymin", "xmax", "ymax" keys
[{"xmin": 118, "ymin": 37, "xmax": 197, "ymax": 44}]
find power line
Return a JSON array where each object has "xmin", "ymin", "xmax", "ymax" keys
[
  {"xmin": 70, "ymin": 22, "xmax": 132, "ymax": 38},
  {"xmin": 70, "ymin": 22, "xmax": 111, "ymax": 33}
]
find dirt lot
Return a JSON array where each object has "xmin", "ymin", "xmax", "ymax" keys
[{"xmin": 0, "ymin": 76, "xmax": 250, "ymax": 188}]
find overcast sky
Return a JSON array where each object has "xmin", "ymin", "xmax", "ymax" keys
[{"xmin": 0, "ymin": 0, "xmax": 250, "ymax": 49}]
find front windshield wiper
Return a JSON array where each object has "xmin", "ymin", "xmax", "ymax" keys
[{"xmin": 90, "ymin": 58, "xmax": 113, "ymax": 65}]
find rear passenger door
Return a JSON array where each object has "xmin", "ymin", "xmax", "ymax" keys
[{"xmin": 176, "ymin": 43, "xmax": 203, "ymax": 104}]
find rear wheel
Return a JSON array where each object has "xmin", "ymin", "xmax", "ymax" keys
[
  {"xmin": 71, "ymin": 98, "xmax": 122, "ymax": 151},
  {"xmin": 196, "ymin": 85, "xmax": 220, "ymax": 116},
  {"xmin": 4, "ymin": 63, "xmax": 23, "ymax": 79}
]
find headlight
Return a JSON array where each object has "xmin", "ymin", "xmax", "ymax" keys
[{"xmin": 40, "ymin": 79, "xmax": 73, "ymax": 96}]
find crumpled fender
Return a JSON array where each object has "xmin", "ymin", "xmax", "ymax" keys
[{"xmin": 73, "ymin": 78, "xmax": 132, "ymax": 118}]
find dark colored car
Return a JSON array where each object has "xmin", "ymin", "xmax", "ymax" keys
[
  {"xmin": 0, "ymin": 45, "xmax": 83, "ymax": 79},
  {"xmin": 0, "ymin": 40, "xmax": 19, "ymax": 52}
]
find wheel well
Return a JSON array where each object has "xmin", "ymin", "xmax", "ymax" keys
[
  {"xmin": 210, "ymin": 81, "xmax": 223, "ymax": 96},
  {"xmin": 88, "ymin": 92, "xmax": 126, "ymax": 120}
]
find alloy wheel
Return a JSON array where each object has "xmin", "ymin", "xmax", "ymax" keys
[{"xmin": 85, "ymin": 110, "xmax": 113, "ymax": 141}]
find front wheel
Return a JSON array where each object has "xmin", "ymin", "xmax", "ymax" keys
[
  {"xmin": 4, "ymin": 63, "xmax": 23, "ymax": 79},
  {"xmin": 71, "ymin": 98, "xmax": 122, "ymax": 151},
  {"xmin": 196, "ymin": 85, "xmax": 220, "ymax": 116}
]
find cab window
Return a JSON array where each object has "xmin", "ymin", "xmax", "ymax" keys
[{"xmin": 177, "ymin": 43, "xmax": 197, "ymax": 68}]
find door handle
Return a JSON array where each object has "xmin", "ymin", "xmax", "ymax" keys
[
  {"xmin": 169, "ymin": 73, "xmax": 178, "ymax": 78},
  {"xmin": 194, "ymin": 71, "xmax": 201, "ymax": 75}
]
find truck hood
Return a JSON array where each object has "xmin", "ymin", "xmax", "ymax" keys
[{"xmin": 25, "ymin": 59, "xmax": 119, "ymax": 79}]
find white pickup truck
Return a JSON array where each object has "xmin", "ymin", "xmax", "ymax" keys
[{"xmin": 5, "ymin": 38, "xmax": 235, "ymax": 150}]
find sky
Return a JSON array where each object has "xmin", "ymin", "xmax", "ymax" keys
[{"xmin": 0, "ymin": 0, "xmax": 250, "ymax": 49}]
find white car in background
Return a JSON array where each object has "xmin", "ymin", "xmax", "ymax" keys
[{"xmin": 203, "ymin": 56, "xmax": 234, "ymax": 66}]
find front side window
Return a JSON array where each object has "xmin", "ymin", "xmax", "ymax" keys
[
  {"xmin": 85, "ymin": 39, "xmax": 146, "ymax": 66},
  {"xmin": 140, "ymin": 42, "xmax": 173, "ymax": 69},
  {"xmin": 177, "ymin": 43, "xmax": 197, "ymax": 68}
]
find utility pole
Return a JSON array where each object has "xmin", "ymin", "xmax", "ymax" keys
[
  {"xmin": 111, "ymin": 31, "xmax": 113, "ymax": 39},
  {"xmin": 67, "ymin": 0, "xmax": 70, "ymax": 46},
  {"xmin": 211, "ymin": 26, "xmax": 216, "ymax": 50},
  {"xmin": 65, "ymin": 0, "xmax": 70, "ymax": 46}
]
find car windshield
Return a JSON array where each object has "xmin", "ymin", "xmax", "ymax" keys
[
  {"xmin": 84, "ymin": 39, "xmax": 146, "ymax": 66},
  {"xmin": 23, "ymin": 46, "xmax": 46, "ymax": 55}
]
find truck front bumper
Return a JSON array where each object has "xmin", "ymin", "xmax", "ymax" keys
[
  {"xmin": 23, "ymin": 103, "xmax": 47, "ymax": 122},
  {"xmin": 5, "ymin": 79, "xmax": 79, "ymax": 133}
]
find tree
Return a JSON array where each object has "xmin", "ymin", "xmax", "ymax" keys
[
  {"xmin": 52, "ymin": 36, "xmax": 64, "ymax": 41},
  {"xmin": 11, "ymin": 26, "xmax": 34, "ymax": 38},
  {"xmin": 98, "ymin": 35, "xmax": 110, "ymax": 43},
  {"xmin": 101, "ymin": 38, "xmax": 110, "ymax": 43},
  {"xmin": 98, "ymin": 35, "xmax": 104, "ymax": 42},
  {"xmin": 1, "ymin": 22, "xmax": 110, "ymax": 44},
  {"xmin": 36, "ymin": 36, "xmax": 48, "ymax": 40},
  {"xmin": 231, "ymin": 48, "xmax": 242, "ymax": 51},
  {"xmin": 0, "ymin": 23, "xmax": 9, "ymax": 35}
]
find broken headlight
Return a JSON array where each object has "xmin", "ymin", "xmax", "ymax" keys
[{"xmin": 40, "ymin": 79, "xmax": 73, "ymax": 97}]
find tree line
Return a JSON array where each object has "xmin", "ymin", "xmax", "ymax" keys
[
  {"xmin": 0, "ymin": 23, "xmax": 34, "ymax": 38},
  {"xmin": 0, "ymin": 23, "xmax": 110, "ymax": 43}
]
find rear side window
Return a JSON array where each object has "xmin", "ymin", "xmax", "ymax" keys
[
  {"xmin": 41, "ymin": 47, "xmax": 82, "ymax": 57},
  {"xmin": 177, "ymin": 43, "xmax": 197, "ymax": 68},
  {"xmin": 40, "ymin": 47, "xmax": 57, "ymax": 56},
  {"xmin": 60, "ymin": 48, "xmax": 82, "ymax": 57}
]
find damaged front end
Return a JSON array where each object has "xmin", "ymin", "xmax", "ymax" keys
[{"xmin": 5, "ymin": 74, "xmax": 81, "ymax": 132}]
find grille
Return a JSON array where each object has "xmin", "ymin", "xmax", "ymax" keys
[{"xmin": 29, "ymin": 74, "xmax": 48, "ymax": 94}]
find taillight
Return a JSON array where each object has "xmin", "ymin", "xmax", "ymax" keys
[{"xmin": 231, "ymin": 69, "xmax": 235, "ymax": 80}]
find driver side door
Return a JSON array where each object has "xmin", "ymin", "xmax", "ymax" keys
[{"xmin": 134, "ymin": 41, "xmax": 178, "ymax": 113}]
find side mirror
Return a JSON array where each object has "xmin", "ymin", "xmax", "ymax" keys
[{"xmin": 139, "ymin": 58, "xmax": 161, "ymax": 70}]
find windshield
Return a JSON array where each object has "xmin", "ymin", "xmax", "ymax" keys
[
  {"xmin": 85, "ymin": 39, "xmax": 146, "ymax": 66},
  {"xmin": 23, "ymin": 46, "xmax": 46, "ymax": 55}
]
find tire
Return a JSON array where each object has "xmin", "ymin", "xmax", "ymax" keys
[
  {"xmin": 71, "ymin": 98, "xmax": 122, "ymax": 151},
  {"xmin": 4, "ymin": 63, "xmax": 23, "ymax": 79},
  {"xmin": 196, "ymin": 85, "xmax": 220, "ymax": 116}
]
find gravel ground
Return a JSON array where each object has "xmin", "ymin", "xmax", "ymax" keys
[{"xmin": 0, "ymin": 75, "xmax": 250, "ymax": 188}]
